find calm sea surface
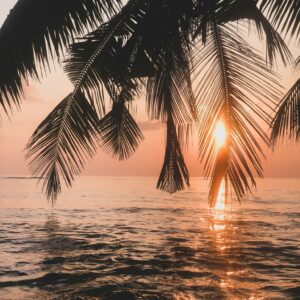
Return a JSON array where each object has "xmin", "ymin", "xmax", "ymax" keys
[{"xmin": 0, "ymin": 177, "xmax": 299, "ymax": 300}]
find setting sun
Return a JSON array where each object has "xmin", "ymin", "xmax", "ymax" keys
[{"xmin": 214, "ymin": 120, "xmax": 227, "ymax": 148}]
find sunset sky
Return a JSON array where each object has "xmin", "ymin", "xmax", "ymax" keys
[{"xmin": 0, "ymin": 0, "xmax": 299, "ymax": 178}]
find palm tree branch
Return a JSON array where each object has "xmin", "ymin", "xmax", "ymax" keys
[
  {"xmin": 26, "ymin": 91, "xmax": 99, "ymax": 201},
  {"xmin": 195, "ymin": 23, "xmax": 281, "ymax": 206},
  {"xmin": 157, "ymin": 116, "xmax": 190, "ymax": 193},
  {"xmin": 0, "ymin": 0, "xmax": 120, "ymax": 115},
  {"xmin": 98, "ymin": 97, "xmax": 144, "ymax": 160},
  {"xmin": 260, "ymin": 0, "xmax": 300, "ymax": 39},
  {"xmin": 194, "ymin": 0, "xmax": 292, "ymax": 66},
  {"xmin": 271, "ymin": 79, "xmax": 300, "ymax": 143},
  {"xmin": 64, "ymin": 0, "xmax": 148, "ymax": 114}
]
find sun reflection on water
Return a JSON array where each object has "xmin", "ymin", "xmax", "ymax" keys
[
  {"xmin": 208, "ymin": 196, "xmax": 264, "ymax": 299},
  {"xmin": 214, "ymin": 180, "xmax": 226, "ymax": 210},
  {"xmin": 209, "ymin": 211, "xmax": 226, "ymax": 231},
  {"xmin": 209, "ymin": 189, "xmax": 232, "ymax": 295}
]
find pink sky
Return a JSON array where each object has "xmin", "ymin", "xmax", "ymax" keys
[{"xmin": 0, "ymin": 0, "xmax": 299, "ymax": 178}]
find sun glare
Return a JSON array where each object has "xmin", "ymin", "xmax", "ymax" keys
[
  {"xmin": 214, "ymin": 180, "xmax": 226, "ymax": 210},
  {"xmin": 214, "ymin": 121, "xmax": 227, "ymax": 148}
]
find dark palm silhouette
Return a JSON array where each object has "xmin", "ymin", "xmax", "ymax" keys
[
  {"xmin": 271, "ymin": 61, "xmax": 300, "ymax": 143},
  {"xmin": 0, "ymin": 0, "xmax": 298, "ymax": 205},
  {"xmin": 269, "ymin": 0, "xmax": 300, "ymax": 143}
]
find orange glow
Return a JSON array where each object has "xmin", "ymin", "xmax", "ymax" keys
[
  {"xmin": 214, "ymin": 120, "xmax": 227, "ymax": 148},
  {"xmin": 214, "ymin": 180, "xmax": 226, "ymax": 210}
]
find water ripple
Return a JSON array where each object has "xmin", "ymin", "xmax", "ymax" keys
[{"xmin": 0, "ymin": 177, "xmax": 299, "ymax": 299}]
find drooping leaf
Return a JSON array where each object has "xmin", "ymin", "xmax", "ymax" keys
[
  {"xmin": 148, "ymin": 49, "xmax": 192, "ymax": 193},
  {"xmin": 0, "ymin": 0, "xmax": 120, "ymax": 114},
  {"xmin": 98, "ymin": 98, "xmax": 144, "ymax": 160},
  {"xmin": 260, "ymin": 0, "xmax": 300, "ymax": 39},
  {"xmin": 26, "ymin": 0, "xmax": 146, "ymax": 199},
  {"xmin": 194, "ymin": 0, "xmax": 292, "ymax": 66},
  {"xmin": 271, "ymin": 79, "xmax": 300, "ymax": 143},
  {"xmin": 26, "ymin": 91, "xmax": 99, "ymax": 201},
  {"xmin": 64, "ymin": 0, "xmax": 149, "ymax": 109},
  {"xmin": 157, "ymin": 117, "xmax": 190, "ymax": 193},
  {"xmin": 195, "ymin": 23, "xmax": 282, "ymax": 206}
]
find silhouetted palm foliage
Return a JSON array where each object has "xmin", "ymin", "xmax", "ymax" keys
[
  {"xmin": 26, "ymin": 91, "xmax": 99, "ymax": 200},
  {"xmin": 195, "ymin": 23, "xmax": 281, "ymax": 206},
  {"xmin": 0, "ymin": 0, "xmax": 298, "ymax": 204},
  {"xmin": 269, "ymin": 0, "xmax": 300, "ymax": 144},
  {"xmin": 271, "ymin": 78, "xmax": 300, "ymax": 143},
  {"xmin": 98, "ymin": 98, "xmax": 144, "ymax": 160},
  {"xmin": 0, "ymin": 0, "xmax": 120, "ymax": 114},
  {"xmin": 260, "ymin": 0, "xmax": 300, "ymax": 39}
]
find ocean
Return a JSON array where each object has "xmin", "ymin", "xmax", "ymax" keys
[{"xmin": 0, "ymin": 177, "xmax": 299, "ymax": 299}]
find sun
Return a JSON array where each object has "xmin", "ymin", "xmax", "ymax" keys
[{"xmin": 214, "ymin": 120, "xmax": 227, "ymax": 148}]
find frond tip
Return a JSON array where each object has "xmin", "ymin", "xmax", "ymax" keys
[
  {"xmin": 26, "ymin": 91, "xmax": 99, "ymax": 201},
  {"xmin": 157, "ymin": 117, "xmax": 190, "ymax": 194}
]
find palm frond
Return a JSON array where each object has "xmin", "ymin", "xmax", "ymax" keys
[
  {"xmin": 195, "ymin": 23, "xmax": 282, "ymax": 206},
  {"xmin": 26, "ymin": 91, "xmax": 99, "ymax": 201},
  {"xmin": 0, "ymin": 0, "xmax": 120, "ymax": 115},
  {"xmin": 271, "ymin": 79, "xmax": 300, "ymax": 143},
  {"xmin": 148, "ymin": 55, "xmax": 191, "ymax": 193},
  {"xmin": 98, "ymin": 98, "xmax": 144, "ymax": 160},
  {"xmin": 295, "ymin": 56, "xmax": 300, "ymax": 71},
  {"xmin": 146, "ymin": 66, "xmax": 194, "ymax": 125},
  {"xmin": 260, "ymin": 0, "xmax": 300, "ymax": 39},
  {"xmin": 26, "ymin": 0, "xmax": 146, "ymax": 199},
  {"xmin": 64, "ymin": 0, "xmax": 150, "ymax": 113},
  {"xmin": 157, "ymin": 117, "xmax": 190, "ymax": 193},
  {"xmin": 65, "ymin": 0, "xmax": 195, "ymax": 193},
  {"xmin": 249, "ymin": 4, "xmax": 293, "ymax": 66},
  {"xmin": 194, "ymin": 0, "xmax": 292, "ymax": 66},
  {"xmin": 138, "ymin": 1, "xmax": 198, "ymax": 193},
  {"xmin": 145, "ymin": 30, "xmax": 196, "ymax": 125}
]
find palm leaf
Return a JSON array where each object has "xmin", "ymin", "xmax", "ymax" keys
[
  {"xmin": 146, "ymin": 66, "xmax": 194, "ymax": 125},
  {"xmin": 295, "ymin": 56, "xmax": 300, "ymax": 71},
  {"xmin": 195, "ymin": 23, "xmax": 282, "ymax": 206},
  {"xmin": 157, "ymin": 117, "xmax": 190, "ymax": 193},
  {"xmin": 64, "ymin": 0, "xmax": 149, "ymax": 114},
  {"xmin": 145, "ymin": 29, "xmax": 196, "ymax": 125},
  {"xmin": 98, "ymin": 98, "xmax": 144, "ymax": 160},
  {"xmin": 26, "ymin": 0, "xmax": 145, "ymax": 199},
  {"xmin": 194, "ymin": 0, "xmax": 292, "ymax": 66},
  {"xmin": 140, "ymin": 1, "xmax": 197, "ymax": 193},
  {"xmin": 26, "ymin": 91, "xmax": 99, "ymax": 201},
  {"xmin": 271, "ymin": 79, "xmax": 300, "ymax": 143},
  {"xmin": 0, "ymin": 0, "xmax": 120, "ymax": 114},
  {"xmin": 248, "ymin": 3, "xmax": 293, "ymax": 66},
  {"xmin": 260, "ymin": 0, "xmax": 300, "ymax": 39},
  {"xmin": 147, "ymin": 53, "xmax": 192, "ymax": 193}
]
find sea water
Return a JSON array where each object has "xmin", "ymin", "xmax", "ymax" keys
[{"xmin": 0, "ymin": 177, "xmax": 299, "ymax": 299}]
